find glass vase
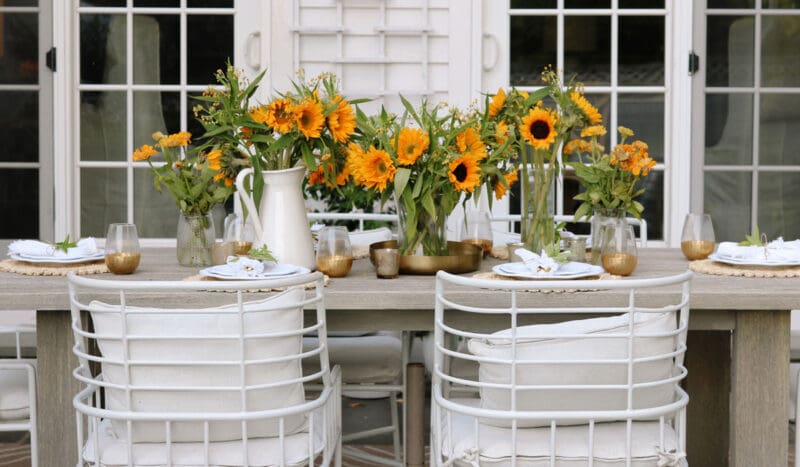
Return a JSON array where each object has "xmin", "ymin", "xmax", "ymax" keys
[
  {"xmin": 176, "ymin": 212, "xmax": 215, "ymax": 267},
  {"xmin": 520, "ymin": 152, "xmax": 556, "ymax": 254},
  {"xmin": 396, "ymin": 195, "xmax": 449, "ymax": 257},
  {"xmin": 590, "ymin": 207, "xmax": 626, "ymax": 264}
]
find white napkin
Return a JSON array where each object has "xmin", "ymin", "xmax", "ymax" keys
[
  {"xmin": 8, "ymin": 238, "xmax": 99, "ymax": 259},
  {"xmin": 514, "ymin": 248, "xmax": 561, "ymax": 275},
  {"xmin": 226, "ymin": 256, "xmax": 265, "ymax": 277},
  {"xmin": 716, "ymin": 239, "xmax": 800, "ymax": 263}
]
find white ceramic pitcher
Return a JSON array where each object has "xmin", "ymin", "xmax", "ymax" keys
[{"xmin": 235, "ymin": 166, "xmax": 316, "ymax": 270}]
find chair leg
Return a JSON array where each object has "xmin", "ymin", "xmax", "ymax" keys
[{"xmin": 389, "ymin": 393, "xmax": 401, "ymax": 462}]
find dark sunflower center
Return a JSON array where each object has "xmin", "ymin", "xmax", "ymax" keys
[
  {"xmin": 531, "ymin": 120, "xmax": 551, "ymax": 139},
  {"xmin": 300, "ymin": 111, "xmax": 312, "ymax": 127},
  {"xmin": 377, "ymin": 161, "xmax": 387, "ymax": 173},
  {"xmin": 453, "ymin": 163, "xmax": 468, "ymax": 182}
]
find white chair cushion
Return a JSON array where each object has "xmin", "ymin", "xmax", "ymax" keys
[
  {"xmin": 303, "ymin": 332, "xmax": 402, "ymax": 385},
  {"xmin": 0, "ymin": 366, "xmax": 32, "ymax": 420},
  {"xmin": 83, "ymin": 417, "xmax": 324, "ymax": 467},
  {"xmin": 468, "ymin": 312, "xmax": 677, "ymax": 428},
  {"xmin": 347, "ymin": 227, "xmax": 393, "ymax": 247},
  {"xmin": 491, "ymin": 230, "xmax": 521, "ymax": 247},
  {"xmin": 89, "ymin": 288, "xmax": 307, "ymax": 443},
  {"xmin": 443, "ymin": 398, "xmax": 684, "ymax": 467},
  {"xmin": 0, "ymin": 310, "xmax": 36, "ymax": 353}
]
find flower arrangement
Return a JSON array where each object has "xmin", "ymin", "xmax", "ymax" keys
[
  {"xmin": 345, "ymin": 98, "xmax": 518, "ymax": 256},
  {"xmin": 568, "ymin": 125, "xmax": 656, "ymax": 220}
]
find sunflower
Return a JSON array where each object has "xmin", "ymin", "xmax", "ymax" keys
[
  {"xmin": 327, "ymin": 97, "xmax": 356, "ymax": 143},
  {"xmin": 265, "ymin": 98, "xmax": 296, "ymax": 134},
  {"xmin": 580, "ymin": 125, "xmax": 607, "ymax": 138},
  {"xmin": 520, "ymin": 108, "xmax": 557, "ymax": 150},
  {"xmin": 488, "ymin": 88, "xmax": 506, "ymax": 118},
  {"xmin": 205, "ymin": 149, "xmax": 223, "ymax": 172},
  {"xmin": 249, "ymin": 105, "xmax": 271, "ymax": 125},
  {"xmin": 448, "ymin": 155, "xmax": 481, "ymax": 192},
  {"xmin": 394, "ymin": 127, "xmax": 429, "ymax": 165},
  {"xmin": 351, "ymin": 146, "xmax": 396, "ymax": 192},
  {"xmin": 494, "ymin": 169, "xmax": 519, "ymax": 200},
  {"xmin": 133, "ymin": 144, "xmax": 158, "ymax": 161},
  {"xmin": 456, "ymin": 127, "xmax": 487, "ymax": 161},
  {"xmin": 294, "ymin": 99, "xmax": 325, "ymax": 140},
  {"xmin": 569, "ymin": 91, "xmax": 602, "ymax": 125},
  {"xmin": 307, "ymin": 164, "xmax": 326, "ymax": 187}
]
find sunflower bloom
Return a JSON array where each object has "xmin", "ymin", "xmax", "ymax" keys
[
  {"xmin": 456, "ymin": 127, "xmax": 487, "ymax": 161},
  {"xmin": 158, "ymin": 131, "xmax": 192, "ymax": 148},
  {"xmin": 448, "ymin": 155, "xmax": 481, "ymax": 192},
  {"xmin": 327, "ymin": 97, "xmax": 357, "ymax": 143},
  {"xmin": 564, "ymin": 139, "xmax": 591, "ymax": 155},
  {"xmin": 335, "ymin": 165, "xmax": 351, "ymax": 186},
  {"xmin": 570, "ymin": 91, "xmax": 602, "ymax": 125},
  {"xmin": 206, "ymin": 149, "xmax": 223, "ymax": 171},
  {"xmin": 265, "ymin": 98, "xmax": 295, "ymax": 134},
  {"xmin": 307, "ymin": 164, "xmax": 328, "ymax": 187},
  {"xmin": 294, "ymin": 99, "xmax": 325, "ymax": 140},
  {"xmin": 494, "ymin": 121, "xmax": 509, "ymax": 146},
  {"xmin": 395, "ymin": 127, "xmax": 429, "ymax": 165},
  {"xmin": 581, "ymin": 125, "xmax": 607, "ymax": 138},
  {"xmin": 488, "ymin": 88, "xmax": 506, "ymax": 118},
  {"xmin": 353, "ymin": 147, "xmax": 396, "ymax": 192},
  {"xmin": 249, "ymin": 105, "xmax": 271, "ymax": 125},
  {"xmin": 345, "ymin": 143, "xmax": 367, "ymax": 185},
  {"xmin": 520, "ymin": 108, "xmax": 558, "ymax": 150},
  {"xmin": 133, "ymin": 144, "xmax": 158, "ymax": 161},
  {"xmin": 495, "ymin": 169, "xmax": 519, "ymax": 200}
]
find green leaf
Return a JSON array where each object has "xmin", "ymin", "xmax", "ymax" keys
[
  {"xmin": 573, "ymin": 202, "xmax": 592, "ymax": 222},
  {"xmin": 54, "ymin": 234, "xmax": 78, "ymax": 253},
  {"xmin": 394, "ymin": 167, "xmax": 411, "ymax": 198},
  {"xmin": 421, "ymin": 191, "xmax": 436, "ymax": 218}
]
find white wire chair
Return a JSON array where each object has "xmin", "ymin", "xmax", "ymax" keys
[
  {"xmin": 431, "ymin": 270, "xmax": 692, "ymax": 466},
  {"xmin": 0, "ymin": 313, "xmax": 37, "ymax": 467},
  {"xmin": 68, "ymin": 271, "xmax": 341, "ymax": 467}
]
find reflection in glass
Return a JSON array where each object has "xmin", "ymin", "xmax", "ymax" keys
[
  {"xmin": 618, "ymin": 16, "xmax": 664, "ymax": 86},
  {"xmin": 704, "ymin": 94, "xmax": 753, "ymax": 166},
  {"xmin": 510, "ymin": 16, "xmax": 556, "ymax": 86},
  {"xmin": 81, "ymin": 168, "xmax": 127, "ymax": 237},
  {"xmin": 134, "ymin": 15, "xmax": 179, "ymax": 85},
  {"xmin": 0, "ymin": 92, "xmax": 38, "ymax": 163},
  {"xmin": 133, "ymin": 91, "xmax": 178, "ymax": 148},
  {"xmin": 704, "ymin": 171, "xmax": 751, "ymax": 242},
  {"xmin": 760, "ymin": 94, "xmax": 800, "ymax": 166},
  {"xmin": 81, "ymin": 91, "xmax": 126, "ymax": 162},
  {"xmin": 758, "ymin": 172, "xmax": 800, "ymax": 241},
  {"xmin": 188, "ymin": 15, "xmax": 234, "ymax": 84},
  {"xmin": 706, "ymin": 16, "xmax": 753, "ymax": 87},
  {"xmin": 0, "ymin": 13, "xmax": 37, "ymax": 85},
  {"xmin": 565, "ymin": 16, "xmax": 610, "ymax": 86},
  {"xmin": 761, "ymin": 16, "xmax": 800, "ymax": 87},
  {"xmin": 618, "ymin": 94, "xmax": 664, "ymax": 163},
  {"xmin": 0, "ymin": 169, "xmax": 38, "ymax": 238},
  {"xmin": 80, "ymin": 14, "xmax": 125, "ymax": 85}
]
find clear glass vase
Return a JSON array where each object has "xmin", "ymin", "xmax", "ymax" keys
[
  {"xmin": 396, "ymin": 195, "xmax": 449, "ymax": 257},
  {"xmin": 176, "ymin": 212, "xmax": 215, "ymax": 267},
  {"xmin": 590, "ymin": 207, "xmax": 626, "ymax": 264}
]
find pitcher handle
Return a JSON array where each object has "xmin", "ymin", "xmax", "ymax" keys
[{"xmin": 234, "ymin": 168, "xmax": 265, "ymax": 244}]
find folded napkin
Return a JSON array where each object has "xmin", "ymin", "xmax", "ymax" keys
[
  {"xmin": 716, "ymin": 239, "xmax": 800, "ymax": 263},
  {"xmin": 226, "ymin": 256, "xmax": 265, "ymax": 277},
  {"xmin": 8, "ymin": 238, "xmax": 99, "ymax": 259},
  {"xmin": 514, "ymin": 248, "xmax": 561, "ymax": 275}
]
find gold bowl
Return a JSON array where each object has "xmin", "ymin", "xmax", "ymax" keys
[{"xmin": 369, "ymin": 240, "xmax": 482, "ymax": 275}]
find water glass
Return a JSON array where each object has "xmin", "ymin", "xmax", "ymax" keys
[
  {"xmin": 681, "ymin": 213, "xmax": 716, "ymax": 260},
  {"xmin": 460, "ymin": 211, "xmax": 492, "ymax": 257},
  {"xmin": 316, "ymin": 226, "xmax": 353, "ymax": 277},
  {"xmin": 223, "ymin": 213, "xmax": 256, "ymax": 255},
  {"xmin": 600, "ymin": 220, "xmax": 637, "ymax": 276},
  {"xmin": 104, "ymin": 223, "xmax": 140, "ymax": 274}
]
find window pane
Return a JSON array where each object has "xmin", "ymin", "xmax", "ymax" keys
[
  {"xmin": 706, "ymin": 16, "xmax": 754, "ymax": 87},
  {"xmin": 763, "ymin": 0, "xmax": 800, "ymax": 7},
  {"xmin": 80, "ymin": 91, "xmax": 126, "ymax": 162},
  {"xmin": 510, "ymin": 0, "xmax": 555, "ymax": 7},
  {"xmin": 3, "ymin": 1, "xmax": 38, "ymax": 5},
  {"xmin": 638, "ymin": 170, "xmax": 664, "ymax": 241},
  {"xmin": 510, "ymin": 16, "xmax": 556, "ymax": 86},
  {"xmin": 759, "ymin": 171, "xmax": 800, "ymax": 240},
  {"xmin": 134, "ymin": 15, "xmax": 179, "ymax": 85},
  {"xmin": 0, "ymin": 92, "xmax": 38, "ymax": 162},
  {"xmin": 80, "ymin": 1, "xmax": 125, "ymax": 6},
  {"xmin": 708, "ymin": 0, "xmax": 754, "ymax": 8},
  {"xmin": 618, "ymin": 16, "xmax": 664, "ymax": 86},
  {"xmin": 81, "ymin": 14, "xmax": 126, "ymax": 85},
  {"xmin": 566, "ymin": 0, "xmax": 610, "ymax": 7},
  {"xmin": 81, "ymin": 168, "xmax": 127, "ymax": 237},
  {"xmin": 620, "ymin": 0, "xmax": 663, "ymax": 7},
  {"xmin": 0, "ymin": 13, "xmax": 37, "ymax": 84},
  {"xmin": 134, "ymin": 91, "xmax": 179, "ymax": 147},
  {"xmin": 705, "ymin": 93, "xmax": 753, "ymax": 165},
  {"xmin": 188, "ymin": 15, "xmax": 234, "ymax": 85},
  {"xmin": 188, "ymin": 0, "xmax": 233, "ymax": 7},
  {"xmin": 704, "ymin": 171, "xmax": 751, "ymax": 241},
  {"xmin": 619, "ymin": 94, "xmax": 664, "ymax": 163},
  {"xmin": 134, "ymin": 0, "xmax": 178, "ymax": 6},
  {"xmin": 761, "ymin": 16, "xmax": 800, "ymax": 87},
  {"xmin": 134, "ymin": 168, "xmax": 179, "ymax": 238},
  {"xmin": 760, "ymin": 94, "xmax": 800, "ymax": 166},
  {"xmin": 0, "ymin": 169, "xmax": 38, "ymax": 239},
  {"xmin": 188, "ymin": 91, "xmax": 206, "ymax": 139},
  {"xmin": 564, "ymin": 16, "xmax": 610, "ymax": 86}
]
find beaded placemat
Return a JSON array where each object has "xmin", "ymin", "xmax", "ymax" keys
[
  {"xmin": 182, "ymin": 274, "xmax": 330, "ymax": 292},
  {"xmin": 471, "ymin": 271, "xmax": 620, "ymax": 293},
  {"xmin": 690, "ymin": 259, "xmax": 800, "ymax": 278},
  {"xmin": 0, "ymin": 258, "xmax": 108, "ymax": 276}
]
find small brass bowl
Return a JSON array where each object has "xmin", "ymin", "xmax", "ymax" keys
[
  {"xmin": 681, "ymin": 240, "xmax": 715, "ymax": 261},
  {"xmin": 370, "ymin": 240, "xmax": 482, "ymax": 275}
]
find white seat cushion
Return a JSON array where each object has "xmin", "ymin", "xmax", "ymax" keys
[
  {"xmin": 442, "ymin": 398, "xmax": 684, "ymax": 467},
  {"xmin": 0, "ymin": 310, "xmax": 36, "ymax": 353},
  {"xmin": 89, "ymin": 288, "xmax": 307, "ymax": 443},
  {"xmin": 303, "ymin": 331, "xmax": 402, "ymax": 384},
  {"xmin": 468, "ymin": 312, "xmax": 678, "ymax": 428},
  {"xmin": 348, "ymin": 227, "xmax": 393, "ymax": 247},
  {"xmin": 0, "ymin": 366, "xmax": 33, "ymax": 420}
]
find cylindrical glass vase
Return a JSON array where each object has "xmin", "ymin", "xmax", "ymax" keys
[
  {"xmin": 590, "ymin": 207, "xmax": 626, "ymax": 264},
  {"xmin": 176, "ymin": 212, "xmax": 215, "ymax": 267}
]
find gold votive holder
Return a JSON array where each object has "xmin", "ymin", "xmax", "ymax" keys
[
  {"xmin": 231, "ymin": 241, "xmax": 253, "ymax": 256},
  {"xmin": 564, "ymin": 236, "xmax": 588, "ymax": 262},
  {"xmin": 507, "ymin": 242, "xmax": 527, "ymax": 263},
  {"xmin": 104, "ymin": 252, "xmax": 141, "ymax": 275},
  {"xmin": 462, "ymin": 238, "xmax": 493, "ymax": 257},
  {"xmin": 317, "ymin": 254, "xmax": 354, "ymax": 278},
  {"xmin": 374, "ymin": 248, "xmax": 400, "ymax": 279},
  {"xmin": 602, "ymin": 252, "xmax": 638, "ymax": 276},
  {"xmin": 211, "ymin": 241, "xmax": 235, "ymax": 265},
  {"xmin": 681, "ymin": 240, "xmax": 715, "ymax": 261}
]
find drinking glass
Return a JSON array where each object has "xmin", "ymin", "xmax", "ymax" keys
[
  {"xmin": 600, "ymin": 220, "xmax": 637, "ymax": 276},
  {"xmin": 104, "ymin": 223, "xmax": 140, "ymax": 274},
  {"xmin": 223, "ymin": 213, "xmax": 256, "ymax": 255},
  {"xmin": 460, "ymin": 211, "xmax": 492, "ymax": 257},
  {"xmin": 316, "ymin": 226, "xmax": 353, "ymax": 277},
  {"xmin": 681, "ymin": 213, "xmax": 716, "ymax": 260}
]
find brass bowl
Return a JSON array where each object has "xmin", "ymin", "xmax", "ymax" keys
[{"xmin": 370, "ymin": 240, "xmax": 482, "ymax": 275}]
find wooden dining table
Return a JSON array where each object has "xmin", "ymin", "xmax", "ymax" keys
[{"xmin": 0, "ymin": 243, "xmax": 795, "ymax": 466}]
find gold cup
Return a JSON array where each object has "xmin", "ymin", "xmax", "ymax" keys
[
  {"xmin": 681, "ymin": 240, "xmax": 715, "ymax": 261},
  {"xmin": 602, "ymin": 252, "xmax": 638, "ymax": 276},
  {"xmin": 104, "ymin": 252, "xmax": 141, "ymax": 275},
  {"xmin": 374, "ymin": 248, "xmax": 400, "ymax": 278},
  {"xmin": 104, "ymin": 223, "xmax": 140, "ymax": 275},
  {"xmin": 231, "ymin": 241, "xmax": 253, "ymax": 256},
  {"xmin": 681, "ymin": 213, "xmax": 715, "ymax": 261},
  {"xmin": 317, "ymin": 254, "xmax": 354, "ymax": 278}
]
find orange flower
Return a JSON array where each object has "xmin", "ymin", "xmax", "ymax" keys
[
  {"xmin": 133, "ymin": 144, "xmax": 158, "ymax": 161},
  {"xmin": 206, "ymin": 149, "xmax": 223, "ymax": 171},
  {"xmin": 456, "ymin": 127, "xmax": 487, "ymax": 161},
  {"xmin": 213, "ymin": 172, "xmax": 225, "ymax": 182},
  {"xmin": 448, "ymin": 155, "xmax": 481, "ymax": 192},
  {"xmin": 294, "ymin": 99, "xmax": 325, "ymax": 139},
  {"xmin": 224, "ymin": 177, "xmax": 234, "ymax": 187},
  {"xmin": 307, "ymin": 164, "xmax": 327, "ymax": 187},
  {"xmin": 520, "ymin": 108, "xmax": 557, "ymax": 150},
  {"xmin": 395, "ymin": 127, "xmax": 429, "ymax": 165},
  {"xmin": 563, "ymin": 138, "xmax": 591, "ymax": 155},
  {"xmin": 157, "ymin": 131, "xmax": 192, "ymax": 148},
  {"xmin": 249, "ymin": 105, "xmax": 271, "ymax": 125},
  {"xmin": 327, "ymin": 97, "xmax": 356, "ymax": 143},
  {"xmin": 580, "ymin": 125, "xmax": 607, "ymax": 138},
  {"xmin": 352, "ymin": 146, "xmax": 396, "ymax": 192},
  {"xmin": 570, "ymin": 91, "xmax": 602, "ymax": 125},
  {"xmin": 265, "ymin": 98, "xmax": 295, "ymax": 134},
  {"xmin": 488, "ymin": 88, "xmax": 506, "ymax": 118},
  {"xmin": 494, "ymin": 169, "xmax": 519, "ymax": 200}
]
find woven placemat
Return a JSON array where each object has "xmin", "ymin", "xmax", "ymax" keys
[
  {"xmin": 471, "ymin": 271, "xmax": 620, "ymax": 293},
  {"xmin": 182, "ymin": 274, "xmax": 330, "ymax": 292},
  {"xmin": 0, "ymin": 258, "xmax": 108, "ymax": 276},
  {"xmin": 690, "ymin": 259, "xmax": 800, "ymax": 278}
]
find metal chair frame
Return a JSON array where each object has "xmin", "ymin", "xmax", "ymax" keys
[{"xmin": 0, "ymin": 324, "xmax": 37, "ymax": 467}]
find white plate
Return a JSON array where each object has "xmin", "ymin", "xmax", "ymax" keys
[
  {"xmin": 708, "ymin": 252, "xmax": 800, "ymax": 267},
  {"xmin": 493, "ymin": 261, "xmax": 605, "ymax": 280},
  {"xmin": 199, "ymin": 263, "xmax": 309, "ymax": 280},
  {"xmin": 9, "ymin": 252, "xmax": 106, "ymax": 264}
]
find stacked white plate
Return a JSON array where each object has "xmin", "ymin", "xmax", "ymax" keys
[
  {"xmin": 492, "ymin": 261, "xmax": 604, "ymax": 280},
  {"xmin": 199, "ymin": 262, "xmax": 310, "ymax": 280},
  {"xmin": 9, "ymin": 251, "xmax": 105, "ymax": 264}
]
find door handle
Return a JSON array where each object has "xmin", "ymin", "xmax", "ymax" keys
[
  {"xmin": 246, "ymin": 31, "xmax": 262, "ymax": 70},
  {"xmin": 482, "ymin": 33, "xmax": 500, "ymax": 71}
]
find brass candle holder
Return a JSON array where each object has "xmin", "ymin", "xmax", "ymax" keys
[
  {"xmin": 602, "ymin": 252, "xmax": 637, "ymax": 276},
  {"xmin": 105, "ymin": 252, "xmax": 141, "ymax": 275},
  {"xmin": 461, "ymin": 238, "xmax": 492, "ymax": 257},
  {"xmin": 681, "ymin": 240, "xmax": 715, "ymax": 261},
  {"xmin": 316, "ymin": 254, "xmax": 353, "ymax": 278}
]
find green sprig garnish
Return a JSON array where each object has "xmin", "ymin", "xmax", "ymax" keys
[
  {"xmin": 247, "ymin": 245, "xmax": 277, "ymax": 263},
  {"xmin": 543, "ymin": 242, "xmax": 571, "ymax": 264},
  {"xmin": 738, "ymin": 225, "xmax": 766, "ymax": 246},
  {"xmin": 54, "ymin": 234, "xmax": 78, "ymax": 253}
]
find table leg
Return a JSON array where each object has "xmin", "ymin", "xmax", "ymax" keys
[
  {"xmin": 731, "ymin": 310, "xmax": 789, "ymax": 467},
  {"xmin": 36, "ymin": 310, "xmax": 79, "ymax": 467},
  {"xmin": 406, "ymin": 363, "xmax": 425, "ymax": 467}
]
